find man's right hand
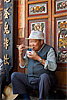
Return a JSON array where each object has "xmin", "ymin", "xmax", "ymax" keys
[{"xmin": 18, "ymin": 44, "xmax": 25, "ymax": 55}]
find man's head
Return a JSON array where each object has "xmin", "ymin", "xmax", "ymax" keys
[{"xmin": 26, "ymin": 30, "xmax": 44, "ymax": 51}]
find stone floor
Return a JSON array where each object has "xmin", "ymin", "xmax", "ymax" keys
[{"xmin": 2, "ymin": 83, "xmax": 18, "ymax": 100}]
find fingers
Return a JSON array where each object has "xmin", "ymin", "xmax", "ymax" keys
[
  {"xmin": 18, "ymin": 44, "xmax": 25, "ymax": 50},
  {"xmin": 27, "ymin": 51, "xmax": 37, "ymax": 59},
  {"xmin": 18, "ymin": 44, "xmax": 25, "ymax": 55}
]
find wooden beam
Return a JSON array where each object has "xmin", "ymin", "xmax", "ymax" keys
[
  {"xmin": 54, "ymin": 13, "xmax": 67, "ymax": 18},
  {"xmin": 25, "ymin": 0, "xmax": 28, "ymax": 45},
  {"xmin": 48, "ymin": 0, "xmax": 51, "ymax": 45},
  {"xmin": 52, "ymin": 0, "xmax": 55, "ymax": 47},
  {"xmin": 28, "ymin": 0, "xmax": 48, "ymax": 4},
  {"xmin": 27, "ymin": 15, "xmax": 48, "ymax": 20}
]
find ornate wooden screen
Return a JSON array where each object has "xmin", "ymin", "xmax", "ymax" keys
[{"xmin": 52, "ymin": 0, "xmax": 67, "ymax": 95}]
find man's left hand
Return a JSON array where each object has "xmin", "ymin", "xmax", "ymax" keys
[{"xmin": 27, "ymin": 51, "xmax": 40, "ymax": 61}]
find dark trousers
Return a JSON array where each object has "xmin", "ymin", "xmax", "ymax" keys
[
  {"xmin": 11, "ymin": 72, "xmax": 56, "ymax": 99},
  {"xmin": 0, "ymin": 74, "xmax": 6, "ymax": 99}
]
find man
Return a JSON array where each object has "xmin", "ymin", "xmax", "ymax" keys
[
  {"xmin": 0, "ymin": 58, "xmax": 6, "ymax": 99},
  {"xmin": 11, "ymin": 30, "xmax": 57, "ymax": 100}
]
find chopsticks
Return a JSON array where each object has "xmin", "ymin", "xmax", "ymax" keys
[{"xmin": 16, "ymin": 45, "xmax": 33, "ymax": 49}]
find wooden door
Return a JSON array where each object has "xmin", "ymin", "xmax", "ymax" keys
[{"xmin": 52, "ymin": 0, "xmax": 67, "ymax": 95}]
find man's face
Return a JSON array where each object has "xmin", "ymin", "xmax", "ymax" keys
[{"xmin": 29, "ymin": 39, "xmax": 43, "ymax": 51}]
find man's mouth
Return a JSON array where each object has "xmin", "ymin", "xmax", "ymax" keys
[{"xmin": 33, "ymin": 47, "xmax": 35, "ymax": 49}]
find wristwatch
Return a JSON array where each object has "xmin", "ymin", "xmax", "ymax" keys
[{"xmin": 39, "ymin": 58, "xmax": 43, "ymax": 63}]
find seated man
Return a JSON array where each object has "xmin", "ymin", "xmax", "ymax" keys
[
  {"xmin": 11, "ymin": 30, "xmax": 57, "ymax": 100},
  {"xmin": 0, "ymin": 58, "xmax": 6, "ymax": 99}
]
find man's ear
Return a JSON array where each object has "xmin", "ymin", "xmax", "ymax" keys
[{"xmin": 41, "ymin": 40, "xmax": 44, "ymax": 45}]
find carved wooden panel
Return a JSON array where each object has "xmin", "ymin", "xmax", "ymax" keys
[
  {"xmin": 56, "ymin": 0, "xmax": 67, "ymax": 13},
  {"xmin": 52, "ymin": 0, "xmax": 67, "ymax": 95},
  {"xmin": 57, "ymin": 19, "xmax": 67, "ymax": 63},
  {"xmin": 29, "ymin": 2, "xmax": 48, "ymax": 16},
  {"xmin": 29, "ymin": 19, "xmax": 48, "ymax": 44}
]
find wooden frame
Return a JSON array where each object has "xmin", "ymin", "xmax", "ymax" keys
[
  {"xmin": 52, "ymin": 0, "xmax": 67, "ymax": 62},
  {"xmin": 52, "ymin": 0, "xmax": 67, "ymax": 47},
  {"xmin": 28, "ymin": 2, "xmax": 48, "ymax": 17},
  {"xmin": 52, "ymin": 0, "xmax": 67, "ymax": 95},
  {"xmin": 56, "ymin": 0, "xmax": 67, "ymax": 14}
]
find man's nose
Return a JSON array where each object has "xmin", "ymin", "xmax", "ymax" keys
[{"xmin": 30, "ymin": 43, "xmax": 34, "ymax": 46}]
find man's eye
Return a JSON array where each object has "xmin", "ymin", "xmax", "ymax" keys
[{"xmin": 34, "ymin": 41, "xmax": 36, "ymax": 42}]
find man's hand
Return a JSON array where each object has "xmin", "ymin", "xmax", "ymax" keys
[
  {"xmin": 27, "ymin": 51, "xmax": 40, "ymax": 61},
  {"xmin": 18, "ymin": 44, "xmax": 25, "ymax": 55}
]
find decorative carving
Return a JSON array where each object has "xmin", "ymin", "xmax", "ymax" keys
[
  {"xmin": 31, "ymin": 22, "xmax": 46, "ymax": 43},
  {"xmin": 59, "ymin": 30, "xmax": 67, "ymax": 49},
  {"xmin": 4, "ymin": 54, "xmax": 9, "ymax": 65},
  {"xmin": 4, "ymin": 8, "xmax": 10, "ymax": 19},
  {"xmin": 4, "ymin": 22, "xmax": 10, "ymax": 34},
  {"xmin": 4, "ymin": 0, "xmax": 11, "ymax": 3},
  {"xmin": 31, "ymin": 22, "xmax": 45, "ymax": 33},
  {"xmin": 4, "ymin": 38, "xmax": 9, "ymax": 50},
  {"xmin": 57, "ymin": 20, "xmax": 67, "ymax": 63},
  {"xmin": 56, "ymin": 0, "xmax": 67, "ymax": 11},
  {"xmin": 29, "ymin": 3, "xmax": 47, "ymax": 15}
]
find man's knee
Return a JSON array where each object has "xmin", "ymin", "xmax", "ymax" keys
[
  {"xmin": 11, "ymin": 72, "xmax": 18, "ymax": 81},
  {"xmin": 40, "ymin": 73, "xmax": 50, "ymax": 82}
]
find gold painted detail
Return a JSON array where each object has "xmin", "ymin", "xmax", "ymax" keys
[
  {"xmin": 60, "ymin": 21, "xmax": 67, "ymax": 29},
  {"xmin": 10, "ymin": 6, "xmax": 12, "ymax": 9},
  {"xmin": 59, "ymin": 35, "xmax": 67, "ymax": 49},
  {"xmin": 58, "ymin": 20, "xmax": 67, "ymax": 62},
  {"xmin": 4, "ymin": 8, "xmax": 10, "ymax": 19},
  {"xmin": 4, "ymin": 38, "xmax": 9, "ymax": 50},
  {"xmin": 4, "ymin": 0, "xmax": 11, "ymax": 3},
  {"xmin": 4, "ymin": 54, "xmax": 9, "ymax": 65},
  {"xmin": 4, "ymin": 22, "xmax": 10, "ymax": 34}
]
